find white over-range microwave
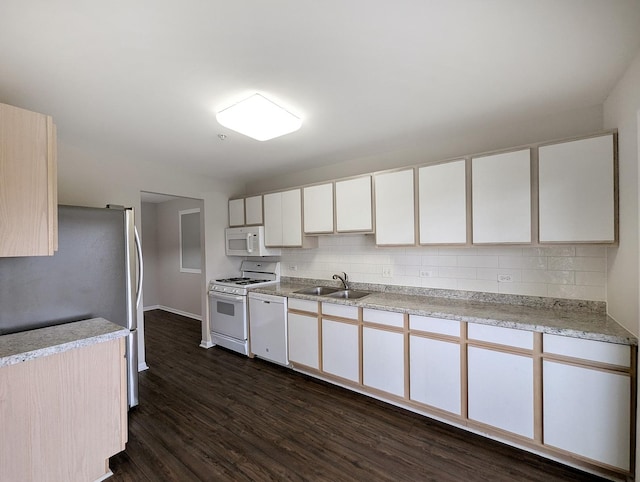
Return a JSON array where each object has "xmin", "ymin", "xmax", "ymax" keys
[{"xmin": 225, "ymin": 226, "xmax": 281, "ymax": 257}]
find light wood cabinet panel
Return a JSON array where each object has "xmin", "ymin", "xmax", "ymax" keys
[
  {"xmin": 410, "ymin": 335, "xmax": 461, "ymax": 415},
  {"xmin": 335, "ymin": 175, "xmax": 373, "ymax": 233},
  {"xmin": 543, "ymin": 360, "xmax": 630, "ymax": 470},
  {"xmin": 304, "ymin": 183, "xmax": 334, "ymax": 234},
  {"xmin": 538, "ymin": 134, "xmax": 615, "ymax": 243},
  {"xmin": 228, "ymin": 198, "xmax": 245, "ymax": 227},
  {"xmin": 362, "ymin": 326, "xmax": 405, "ymax": 397},
  {"xmin": 0, "ymin": 338, "xmax": 126, "ymax": 482},
  {"xmin": 322, "ymin": 319, "xmax": 359, "ymax": 382},
  {"xmin": 374, "ymin": 169, "xmax": 415, "ymax": 245},
  {"xmin": 0, "ymin": 102, "xmax": 58, "ymax": 257},
  {"xmin": 418, "ymin": 160, "xmax": 467, "ymax": 244},
  {"xmin": 245, "ymin": 195, "xmax": 263, "ymax": 225},
  {"xmin": 468, "ymin": 347, "xmax": 534, "ymax": 438},
  {"xmin": 287, "ymin": 312, "xmax": 319, "ymax": 369},
  {"xmin": 472, "ymin": 149, "xmax": 531, "ymax": 244}
]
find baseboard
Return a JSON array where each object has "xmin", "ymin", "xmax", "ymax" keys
[
  {"xmin": 200, "ymin": 340, "xmax": 214, "ymax": 349},
  {"xmin": 145, "ymin": 305, "xmax": 202, "ymax": 321}
]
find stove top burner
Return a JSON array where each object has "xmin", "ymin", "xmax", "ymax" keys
[{"xmin": 214, "ymin": 277, "xmax": 270, "ymax": 286}]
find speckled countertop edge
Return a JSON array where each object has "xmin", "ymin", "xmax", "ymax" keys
[
  {"xmin": 0, "ymin": 318, "xmax": 129, "ymax": 367},
  {"xmin": 251, "ymin": 281, "xmax": 637, "ymax": 346}
]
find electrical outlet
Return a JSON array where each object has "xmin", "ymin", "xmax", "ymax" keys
[
  {"xmin": 289, "ymin": 265, "xmax": 298, "ymax": 271},
  {"xmin": 420, "ymin": 269, "xmax": 436, "ymax": 278},
  {"xmin": 382, "ymin": 266, "xmax": 393, "ymax": 278},
  {"xmin": 497, "ymin": 274, "xmax": 513, "ymax": 283}
]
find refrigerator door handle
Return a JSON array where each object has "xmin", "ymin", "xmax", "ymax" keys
[{"xmin": 134, "ymin": 226, "xmax": 144, "ymax": 308}]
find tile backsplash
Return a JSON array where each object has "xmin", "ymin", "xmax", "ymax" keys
[{"xmin": 280, "ymin": 235, "xmax": 606, "ymax": 301}]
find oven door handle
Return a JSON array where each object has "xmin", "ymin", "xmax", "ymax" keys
[{"xmin": 209, "ymin": 291, "xmax": 245, "ymax": 303}]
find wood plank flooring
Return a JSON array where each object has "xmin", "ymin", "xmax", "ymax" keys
[{"xmin": 109, "ymin": 309, "xmax": 606, "ymax": 481}]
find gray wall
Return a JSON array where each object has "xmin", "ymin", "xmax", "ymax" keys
[
  {"xmin": 140, "ymin": 202, "xmax": 160, "ymax": 308},
  {"xmin": 154, "ymin": 197, "xmax": 204, "ymax": 318}
]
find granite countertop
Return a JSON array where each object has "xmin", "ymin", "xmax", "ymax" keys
[
  {"xmin": 251, "ymin": 282, "xmax": 637, "ymax": 346},
  {"xmin": 0, "ymin": 318, "xmax": 129, "ymax": 367}
]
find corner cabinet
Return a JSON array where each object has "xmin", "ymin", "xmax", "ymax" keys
[
  {"xmin": 264, "ymin": 189, "xmax": 303, "ymax": 247},
  {"xmin": 538, "ymin": 134, "xmax": 616, "ymax": 243},
  {"xmin": 0, "ymin": 103, "xmax": 58, "ymax": 257}
]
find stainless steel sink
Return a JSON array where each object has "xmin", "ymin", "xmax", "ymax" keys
[
  {"xmin": 294, "ymin": 286, "xmax": 341, "ymax": 296},
  {"xmin": 325, "ymin": 289, "xmax": 371, "ymax": 300}
]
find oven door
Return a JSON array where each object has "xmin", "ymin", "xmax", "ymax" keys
[{"xmin": 209, "ymin": 290, "xmax": 247, "ymax": 340}]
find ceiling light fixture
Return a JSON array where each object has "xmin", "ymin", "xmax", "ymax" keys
[{"xmin": 215, "ymin": 93, "xmax": 302, "ymax": 141}]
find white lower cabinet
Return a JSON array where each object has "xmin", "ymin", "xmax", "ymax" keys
[
  {"xmin": 409, "ymin": 335, "xmax": 461, "ymax": 415},
  {"xmin": 467, "ymin": 347, "xmax": 534, "ymax": 438},
  {"xmin": 287, "ymin": 312, "xmax": 319, "ymax": 370},
  {"xmin": 362, "ymin": 326, "xmax": 405, "ymax": 397},
  {"xmin": 543, "ymin": 360, "xmax": 630, "ymax": 470},
  {"xmin": 321, "ymin": 319, "xmax": 359, "ymax": 382}
]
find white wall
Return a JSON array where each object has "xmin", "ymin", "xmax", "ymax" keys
[
  {"xmin": 246, "ymin": 104, "xmax": 603, "ymax": 193},
  {"xmin": 603, "ymin": 48, "xmax": 640, "ymax": 337},
  {"xmin": 57, "ymin": 140, "xmax": 243, "ymax": 364},
  {"xmin": 281, "ymin": 236, "xmax": 607, "ymax": 301}
]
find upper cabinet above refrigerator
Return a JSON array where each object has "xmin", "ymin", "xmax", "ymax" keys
[{"xmin": 0, "ymin": 103, "xmax": 58, "ymax": 257}]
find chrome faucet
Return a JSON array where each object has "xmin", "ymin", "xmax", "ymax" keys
[{"xmin": 333, "ymin": 272, "xmax": 349, "ymax": 290}]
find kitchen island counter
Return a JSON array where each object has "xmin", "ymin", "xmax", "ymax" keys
[{"xmin": 0, "ymin": 317, "xmax": 128, "ymax": 367}]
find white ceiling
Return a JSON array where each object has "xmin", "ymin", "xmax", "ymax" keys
[{"xmin": 1, "ymin": 1, "xmax": 640, "ymax": 185}]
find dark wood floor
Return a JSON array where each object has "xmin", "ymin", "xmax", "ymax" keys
[{"xmin": 109, "ymin": 309, "xmax": 606, "ymax": 481}]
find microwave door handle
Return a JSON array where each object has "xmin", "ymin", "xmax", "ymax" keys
[{"xmin": 246, "ymin": 233, "xmax": 254, "ymax": 254}]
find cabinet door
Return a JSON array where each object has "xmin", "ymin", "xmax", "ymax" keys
[
  {"xmin": 362, "ymin": 326, "xmax": 405, "ymax": 397},
  {"xmin": 263, "ymin": 192, "xmax": 283, "ymax": 246},
  {"xmin": 409, "ymin": 335, "xmax": 461, "ymax": 415},
  {"xmin": 287, "ymin": 312, "xmax": 319, "ymax": 369},
  {"xmin": 281, "ymin": 188, "xmax": 302, "ymax": 246},
  {"xmin": 245, "ymin": 195, "xmax": 263, "ymax": 225},
  {"xmin": 304, "ymin": 183, "xmax": 334, "ymax": 234},
  {"xmin": 543, "ymin": 360, "xmax": 630, "ymax": 470},
  {"xmin": 538, "ymin": 134, "xmax": 615, "ymax": 243},
  {"xmin": 335, "ymin": 175, "xmax": 373, "ymax": 232},
  {"xmin": 0, "ymin": 103, "xmax": 57, "ymax": 257},
  {"xmin": 418, "ymin": 160, "xmax": 467, "ymax": 244},
  {"xmin": 322, "ymin": 319, "xmax": 359, "ymax": 382},
  {"xmin": 375, "ymin": 169, "xmax": 415, "ymax": 245},
  {"xmin": 467, "ymin": 347, "xmax": 534, "ymax": 438},
  {"xmin": 472, "ymin": 149, "xmax": 531, "ymax": 244},
  {"xmin": 228, "ymin": 198, "xmax": 245, "ymax": 227}
]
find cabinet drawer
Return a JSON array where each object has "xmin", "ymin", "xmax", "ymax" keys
[
  {"xmin": 467, "ymin": 323, "xmax": 533, "ymax": 350},
  {"xmin": 544, "ymin": 334, "xmax": 630, "ymax": 367},
  {"xmin": 322, "ymin": 302, "xmax": 358, "ymax": 320},
  {"xmin": 410, "ymin": 315, "xmax": 460, "ymax": 337},
  {"xmin": 288, "ymin": 298, "xmax": 318, "ymax": 313},
  {"xmin": 363, "ymin": 308, "xmax": 404, "ymax": 328}
]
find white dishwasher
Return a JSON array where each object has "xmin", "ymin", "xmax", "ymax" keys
[{"xmin": 248, "ymin": 292, "xmax": 288, "ymax": 366}]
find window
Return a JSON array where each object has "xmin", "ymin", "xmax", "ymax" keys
[{"xmin": 179, "ymin": 208, "xmax": 201, "ymax": 273}]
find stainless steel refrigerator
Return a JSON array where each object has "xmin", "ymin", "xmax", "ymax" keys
[{"xmin": 0, "ymin": 205, "xmax": 142, "ymax": 407}]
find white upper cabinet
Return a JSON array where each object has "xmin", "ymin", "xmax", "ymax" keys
[
  {"xmin": 418, "ymin": 160, "xmax": 467, "ymax": 245},
  {"xmin": 472, "ymin": 149, "xmax": 531, "ymax": 244},
  {"xmin": 538, "ymin": 134, "xmax": 615, "ymax": 243},
  {"xmin": 228, "ymin": 198, "xmax": 245, "ymax": 227},
  {"xmin": 245, "ymin": 195, "xmax": 263, "ymax": 225},
  {"xmin": 335, "ymin": 175, "xmax": 373, "ymax": 233},
  {"xmin": 375, "ymin": 169, "xmax": 415, "ymax": 245},
  {"xmin": 303, "ymin": 183, "xmax": 334, "ymax": 234},
  {"xmin": 263, "ymin": 191, "xmax": 284, "ymax": 246}
]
